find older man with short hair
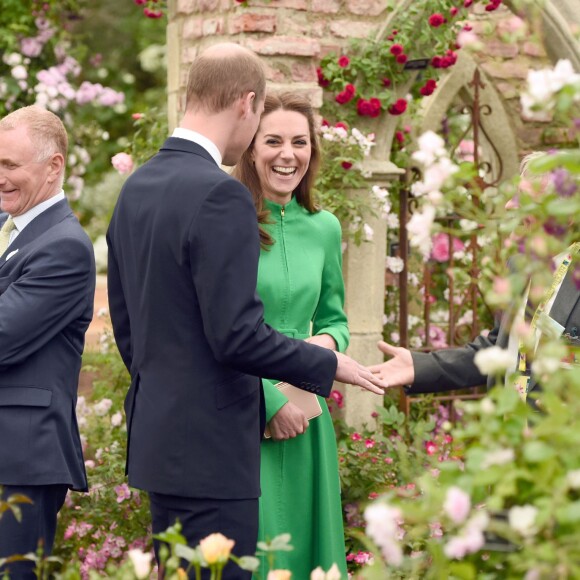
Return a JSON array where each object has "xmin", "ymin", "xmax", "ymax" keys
[{"xmin": 0, "ymin": 106, "xmax": 95, "ymax": 578}]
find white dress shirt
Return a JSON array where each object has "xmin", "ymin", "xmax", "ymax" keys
[
  {"xmin": 172, "ymin": 128, "xmax": 222, "ymax": 166},
  {"xmin": 8, "ymin": 190, "xmax": 66, "ymax": 248}
]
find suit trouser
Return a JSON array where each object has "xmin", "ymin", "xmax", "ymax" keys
[
  {"xmin": 0, "ymin": 484, "xmax": 68, "ymax": 580},
  {"xmin": 149, "ymin": 492, "xmax": 258, "ymax": 580}
]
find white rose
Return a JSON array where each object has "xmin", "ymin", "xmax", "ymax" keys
[
  {"xmin": 474, "ymin": 346, "xmax": 513, "ymax": 375},
  {"xmin": 481, "ymin": 448, "xmax": 515, "ymax": 469},
  {"xmin": 566, "ymin": 469, "xmax": 580, "ymax": 489},
  {"xmin": 508, "ymin": 505, "xmax": 538, "ymax": 537},
  {"xmin": 128, "ymin": 548, "xmax": 153, "ymax": 579}
]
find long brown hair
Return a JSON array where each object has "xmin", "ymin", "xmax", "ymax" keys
[{"xmin": 232, "ymin": 92, "xmax": 321, "ymax": 247}]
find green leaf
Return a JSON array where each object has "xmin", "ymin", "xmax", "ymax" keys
[
  {"xmin": 556, "ymin": 500, "xmax": 580, "ymax": 523},
  {"xmin": 448, "ymin": 561, "xmax": 477, "ymax": 579},
  {"xmin": 523, "ymin": 441, "xmax": 555, "ymax": 462},
  {"xmin": 235, "ymin": 556, "xmax": 260, "ymax": 572},
  {"xmin": 174, "ymin": 544, "xmax": 200, "ymax": 563}
]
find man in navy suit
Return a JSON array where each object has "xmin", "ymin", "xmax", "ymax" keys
[
  {"xmin": 107, "ymin": 43, "xmax": 386, "ymax": 577},
  {"xmin": 0, "ymin": 106, "xmax": 95, "ymax": 577}
]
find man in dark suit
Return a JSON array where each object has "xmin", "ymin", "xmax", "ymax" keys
[
  {"xmin": 370, "ymin": 154, "xmax": 578, "ymax": 401},
  {"xmin": 0, "ymin": 106, "xmax": 95, "ymax": 577},
  {"xmin": 107, "ymin": 43, "xmax": 386, "ymax": 576}
]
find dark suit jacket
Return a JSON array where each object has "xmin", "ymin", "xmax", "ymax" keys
[
  {"xmin": 409, "ymin": 267, "xmax": 580, "ymax": 395},
  {"xmin": 106, "ymin": 138, "xmax": 337, "ymax": 500},
  {"xmin": 0, "ymin": 200, "xmax": 95, "ymax": 491}
]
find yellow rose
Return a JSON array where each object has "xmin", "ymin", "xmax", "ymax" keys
[
  {"xmin": 199, "ymin": 533, "xmax": 235, "ymax": 564},
  {"xmin": 267, "ymin": 571, "xmax": 292, "ymax": 580}
]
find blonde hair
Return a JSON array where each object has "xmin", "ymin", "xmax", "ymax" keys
[
  {"xmin": 185, "ymin": 44, "xmax": 265, "ymax": 113},
  {"xmin": 0, "ymin": 105, "xmax": 68, "ymax": 162}
]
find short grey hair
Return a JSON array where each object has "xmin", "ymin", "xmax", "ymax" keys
[{"xmin": 0, "ymin": 106, "xmax": 68, "ymax": 189}]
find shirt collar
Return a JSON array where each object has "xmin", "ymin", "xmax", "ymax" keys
[
  {"xmin": 12, "ymin": 190, "xmax": 66, "ymax": 233},
  {"xmin": 172, "ymin": 128, "xmax": 222, "ymax": 166}
]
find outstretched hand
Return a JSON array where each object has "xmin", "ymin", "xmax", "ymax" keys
[
  {"xmin": 334, "ymin": 352, "xmax": 388, "ymax": 394},
  {"xmin": 368, "ymin": 341, "xmax": 415, "ymax": 388}
]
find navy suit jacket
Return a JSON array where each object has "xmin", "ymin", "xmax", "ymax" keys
[
  {"xmin": 106, "ymin": 138, "xmax": 337, "ymax": 500},
  {"xmin": 0, "ymin": 200, "xmax": 95, "ymax": 491},
  {"xmin": 409, "ymin": 266, "xmax": 580, "ymax": 394}
]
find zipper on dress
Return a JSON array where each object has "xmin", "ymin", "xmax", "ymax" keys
[{"xmin": 281, "ymin": 206, "xmax": 285, "ymax": 218}]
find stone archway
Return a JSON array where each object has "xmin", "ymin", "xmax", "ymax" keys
[{"xmin": 419, "ymin": 51, "xmax": 520, "ymax": 182}]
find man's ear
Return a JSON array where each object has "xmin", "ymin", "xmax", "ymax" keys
[
  {"xmin": 47, "ymin": 153, "xmax": 65, "ymax": 183},
  {"xmin": 240, "ymin": 91, "xmax": 256, "ymax": 118}
]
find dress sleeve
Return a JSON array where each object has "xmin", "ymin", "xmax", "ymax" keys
[
  {"xmin": 312, "ymin": 213, "xmax": 350, "ymax": 354},
  {"xmin": 263, "ymin": 378, "xmax": 289, "ymax": 423}
]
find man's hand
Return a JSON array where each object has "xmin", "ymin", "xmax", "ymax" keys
[
  {"xmin": 368, "ymin": 341, "xmax": 415, "ymax": 388},
  {"xmin": 268, "ymin": 402, "xmax": 309, "ymax": 441},
  {"xmin": 334, "ymin": 352, "xmax": 388, "ymax": 394}
]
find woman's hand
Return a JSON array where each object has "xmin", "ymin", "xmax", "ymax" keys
[{"xmin": 268, "ymin": 402, "xmax": 309, "ymax": 440}]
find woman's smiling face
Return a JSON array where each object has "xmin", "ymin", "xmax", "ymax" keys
[{"xmin": 251, "ymin": 109, "xmax": 312, "ymax": 205}]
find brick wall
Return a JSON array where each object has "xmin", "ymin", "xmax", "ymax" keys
[{"xmin": 167, "ymin": 1, "xmax": 574, "ymax": 156}]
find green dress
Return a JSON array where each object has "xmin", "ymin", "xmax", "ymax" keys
[{"xmin": 256, "ymin": 196, "xmax": 349, "ymax": 579}]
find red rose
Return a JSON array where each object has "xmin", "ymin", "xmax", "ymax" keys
[
  {"xmin": 316, "ymin": 67, "xmax": 330, "ymax": 88},
  {"xmin": 464, "ymin": 0, "xmax": 473, "ymax": 6},
  {"xmin": 419, "ymin": 84, "xmax": 435, "ymax": 96},
  {"xmin": 396, "ymin": 54, "xmax": 408, "ymax": 65},
  {"xmin": 428, "ymin": 13, "xmax": 446, "ymax": 27},
  {"xmin": 387, "ymin": 34, "xmax": 394, "ymax": 41},
  {"xmin": 335, "ymin": 84, "xmax": 356, "ymax": 104},
  {"xmin": 321, "ymin": 118, "xmax": 330, "ymax": 127},
  {"xmin": 450, "ymin": 6, "xmax": 458, "ymax": 16},
  {"xmin": 143, "ymin": 7, "xmax": 163, "ymax": 17},
  {"xmin": 388, "ymin": 98, "xmax": 407, "ymax": 116},
  {"xmin": 463, "ymin": 23, "xmax": 473, "ymax": 31},
  {"xmin": 382, "ymin": 77, "xmax": 392, "ymax": 88},
  {"xmin": 485, "ymin": 0, "xmax": 502, "ymax": 10},
  {"xmin": 390, "ymin": 43, "xmax": 404, "ymax": 56},
  {"xmin": 134, "ymin": 0, "xmax": 147, "ymax": 4},
  {"xmin": 338, "ymin": 55, "xmax": 350, "ymax": 68},
  {"xmin": 431, "ymin": 55, "xmax": 443, "ymax": 68},
  {"xmin": 391, "ymin": 29, "xmax": 399, "ymax": 35},
  {"xmin": 368, "ymin": 97, "xmax": 381, "ymax": 118},
  {"xmin": 342, "ymin": 161, "xmax": 353, "ymax": 170},
  {"xmin": 356, "ymin": 98, "xmax": 372, "ymax": 116},
  {"xmin": 395, "ymin": 131, "xmax": 405, "ymax": 144},
  {"xmin": 335, "ymin": 121, "xmax": 348, "ymax": 130}
]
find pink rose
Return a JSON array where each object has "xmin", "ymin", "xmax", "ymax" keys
[
  {"xmin": 444, "ymin": 486, "xmax": 471, "ymax": 524},
  {"xmin": 111, "ymin": 152, "xmax": 134, "ymax": 174}
]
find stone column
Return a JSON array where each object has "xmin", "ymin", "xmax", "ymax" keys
[{"xmin": 341, "ymin": 160, "xmax": 403, "ymax": 430}]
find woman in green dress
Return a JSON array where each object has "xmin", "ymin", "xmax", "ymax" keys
[{"xmin": 233, "ymin": 93, "xmax": 348, "ymax": 578}]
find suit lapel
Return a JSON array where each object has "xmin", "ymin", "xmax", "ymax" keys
[
  {"xmin": 548, "ymin": 269, "xmax": 580, "ymax": 329},
  {"xmin": 0, "ymin": 200, "xmax": 73, "ymax": 270}
]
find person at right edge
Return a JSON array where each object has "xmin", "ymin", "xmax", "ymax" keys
[
  {"xmin": 370, "ymin": 152, "xmax": 579, "ymax": 404},
  {"xmin": 106, "ymin": 43, "xmax": 386, "ymax": 579}
]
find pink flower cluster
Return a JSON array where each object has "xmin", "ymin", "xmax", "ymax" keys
[
  {"xmin": 20, "ymin": 17, "xmax": 55, "ymax": 58},
  {"xmin": 346, "ymin": 551, "xmax": 373, "ymax": 565},
  {"xmin": 430, "ymin": 232, "xmax": 465, "ymax": 262},
  {"xmin": 34, "ymin": 57, "xmax": 124, "ymax": 113}
]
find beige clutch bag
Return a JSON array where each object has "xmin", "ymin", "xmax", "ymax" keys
[{"xmin": 263, "ymin": 382, "xmax": 323, "ymax": 439}]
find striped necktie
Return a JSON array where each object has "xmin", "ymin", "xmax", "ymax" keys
[{"xmin": 0, "ymin": 217, "xmax": 16, "ymax": 255}]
